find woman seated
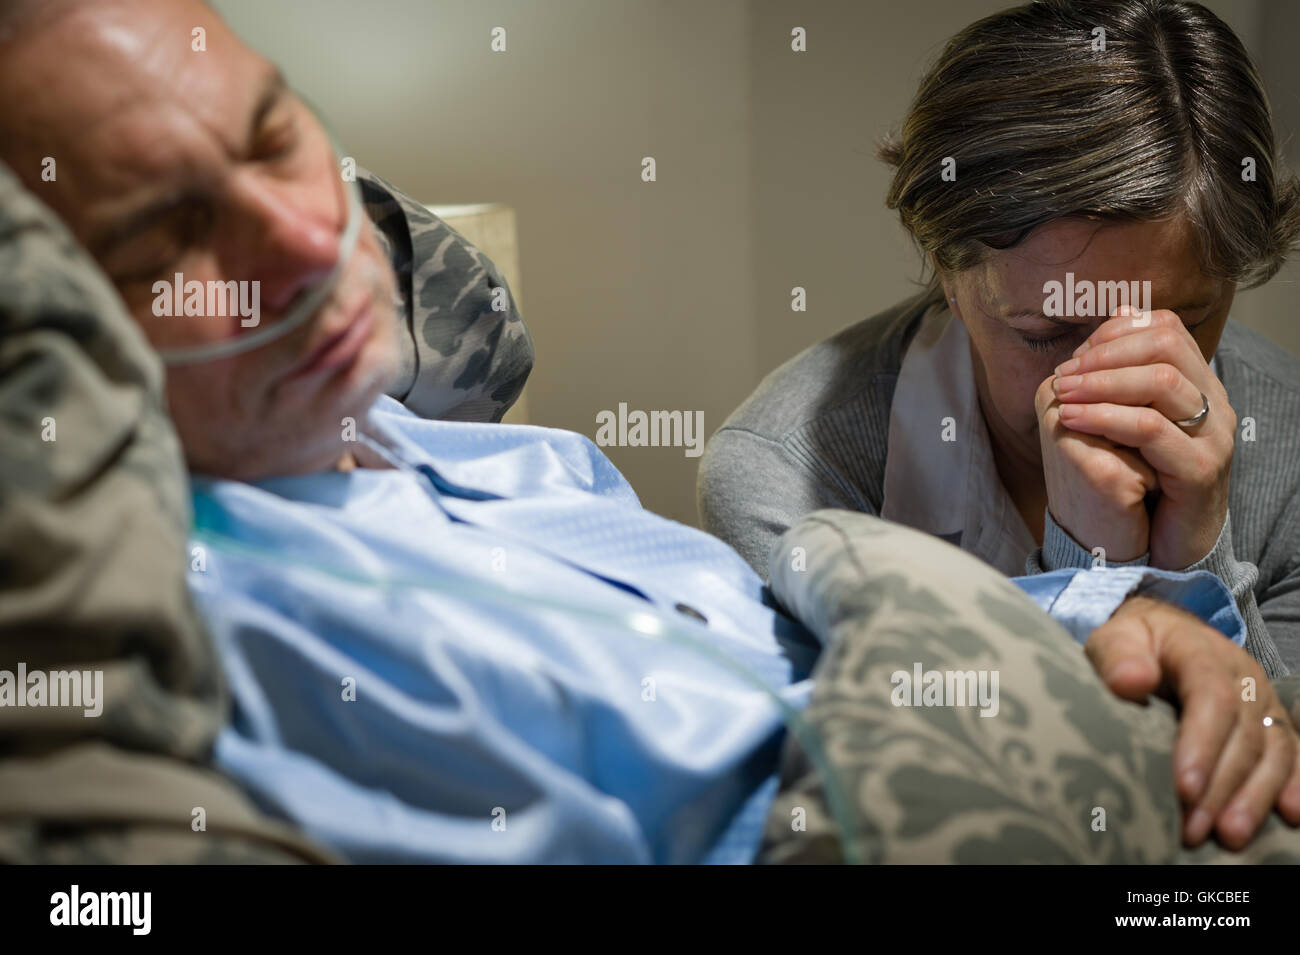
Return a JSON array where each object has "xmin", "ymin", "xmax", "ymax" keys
[{"xmin": 699, "ymin": 0, "xmax": 1300, "ymax": 678}]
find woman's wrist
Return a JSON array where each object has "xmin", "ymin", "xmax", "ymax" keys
[
  {"xmin": 1175, "ymin": 510, "xmax": 1235, "ymax": 576},
  {"xmin": 1032, "ymin": 507, "xmax": 1150, "ymax": 573}
]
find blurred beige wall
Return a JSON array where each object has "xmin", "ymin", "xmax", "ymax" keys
[
  {"xmin": 1237, "ymin": 0, "xmax": 1300, "ymax": 353},
  {"xmin": 213, "ymin": 0, "xmax": 1298, "ymax": 527}
]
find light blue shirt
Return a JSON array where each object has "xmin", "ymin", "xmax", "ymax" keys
[{"xmin": 190, "ymin": 396, "xmax": 1244, "ymax": 864}]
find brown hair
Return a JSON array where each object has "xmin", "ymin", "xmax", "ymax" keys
[{"xmin": 879, "ymin": 0, "xmax": 1300, "ymax": 301}]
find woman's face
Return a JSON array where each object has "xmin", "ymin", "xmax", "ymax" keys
[{"xmin": 942, "ymin": 216, "xmax": 1235, "ymax": 463}]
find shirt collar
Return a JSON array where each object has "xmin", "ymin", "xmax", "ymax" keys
[{"xmin": 881, "ymin": 302, "xmax": 1038, "ymax": 577}]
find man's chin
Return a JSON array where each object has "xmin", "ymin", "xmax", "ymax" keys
[
  {"xmin": 180, "ymin": 311, "xmax": 400, "ymax": 481},
  {"xmin": 348, "ymin": 320, "xmax": 400, "ymax": 411},
  {"xmin": 278, "ymin": 335, "xmax": 399, "ymax": 474},
  {"xmin": 194, "ymin": 413, "xmax": 376, "ymax": 481}
]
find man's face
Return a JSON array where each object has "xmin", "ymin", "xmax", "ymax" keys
[
  {"xmin": 943, "ymin": 216, "xmax": 1233, "ymax": 462},
  {"xmin": 0, "ymin": 0, "xmax": 399, "ymax": 478}
]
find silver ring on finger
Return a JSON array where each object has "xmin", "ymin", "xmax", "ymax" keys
[{"xmin": 1174, "ymin": 392, "xmax": 1210, "ymax": 431}]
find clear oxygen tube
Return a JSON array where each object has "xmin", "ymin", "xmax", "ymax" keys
[
  {"xmin": 189, "ymin": 516, "xmax": 864, "ymax": 864},
  {"xmin": 156, "ymin": 137, "xmax": 364, "ymax": 367}
]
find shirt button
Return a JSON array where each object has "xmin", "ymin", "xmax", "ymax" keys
[{"xmin": 674, "ymin": 602, "xmax": 708, "ymax": 624}]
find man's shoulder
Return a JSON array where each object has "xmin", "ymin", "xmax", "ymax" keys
[{"xmin": 717, "ymin": 291, "xmax": 934, "ymax": 443}]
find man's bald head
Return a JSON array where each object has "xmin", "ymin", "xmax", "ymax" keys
[
  {"xmin": 0, "ymin": 0, "xmax": 235, "ymax": 203},
  {"xmin": 0, "ymin": 0, "xmax": 212, "ymax": 61}
]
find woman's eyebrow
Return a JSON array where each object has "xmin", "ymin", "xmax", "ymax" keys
[
  {"xmin": 1001, "ymin": 309, "xmax": 1083, "ymax": 325},
  {"xmin": 1002, "ymin": 301, "xmax": 1214, "ymax": 324}
]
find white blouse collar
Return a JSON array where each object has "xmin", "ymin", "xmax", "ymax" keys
[{"xmin": 881, "ymin": 302, "xmax": 1038, "ymax": 577}]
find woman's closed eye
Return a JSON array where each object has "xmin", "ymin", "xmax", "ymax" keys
[
  {"xmin": 1018, "ymin": 312, "xmax": 1212, "ymax": 353},
  {"xmin": 1018, "ymin": 327, "xmax": 1087, "ymax": 353}
]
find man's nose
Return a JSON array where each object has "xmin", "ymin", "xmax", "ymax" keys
[{"xmin": 226, "ymin": 176, "xmax": 343, "ymax": 314}]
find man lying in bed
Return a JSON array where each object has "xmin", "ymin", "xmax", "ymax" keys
[{"xmin": 3, "ymin": 0, "xmax": 1299, "ymax": 863}]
